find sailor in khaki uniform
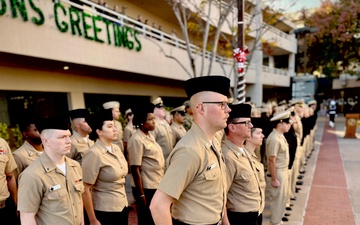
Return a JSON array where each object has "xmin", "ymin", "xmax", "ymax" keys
[
  {"xmin": 123, "ymin": 108, "xmax": 136, "ymax": 149},
  {"xmin": 18, "ymin": 116, "xmax": 84, "ymax": 225},
  {"xmin": 82, "ymin": 109, "xmax": 128, "ymax": 225},
  {"xmin": 170, "ymin": 105, "xmax": 187, "ymax": 145},
  {"xmin": 128, "ymin": 102, "xmax": 164, "ymax": 225},
  {"xmin": 266, "ymin": 111, "xmax": 292, "ymax": 225},
  {"xmin": 67, "ymin": 108, "xmax": 94, "ymax": 164},
  {"xmin": 13, "ymin": 117, "xmax": 44, "ymax": 179},
  {"xmin": 150, "ymin": 76, "xmax": 231, "ymax": 225},
  {"xmin": 0, "ymin": 138, "xmax": 19, "ymax": 224},
  {"xmin": 123, "ymin": 108, "xmax": 136, "ymax": 164},
  {"xmin": 150, "ymin": 97, "xmax": 174, "ymax": 159},
  {"xmin": 103, "ymin": 101, "xmax": 124, "ymax": 152},
  {"xmin": 244, "ymin": 118, "xmax": 266, "ymax": 225},
  {"xmin": 183, "ymin": 100, "xmax": 193, "ymax": 131},
  {"xmin": 223, "ymin": 103, "xmax": 263, "ymax": 225}
]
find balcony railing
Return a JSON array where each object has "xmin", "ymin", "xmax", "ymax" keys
[
  {"xmin": 58, "ymin": 0, "xmax": 290, "ymax": 77},
  {"xmin": 59, "ymin": 0, "xmax": 235, "ymax": 65}
]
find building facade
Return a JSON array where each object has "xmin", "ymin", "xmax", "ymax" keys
[{"xmin": 0, "ymin": 0, "xmax": 297, "ymax": 126}]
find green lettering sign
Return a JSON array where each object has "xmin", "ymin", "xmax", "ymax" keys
[
  {"xmin": 0, "ymin": 0, "xmax": 6, "ymax": 16},
  {"xmin": 10, "ymin": 0, "xmax": 28, "ymax": 21},
  {"xmin": 3, "ymin": 1, "xmax": 142, "ymax": 52},
  {"xmin": 54, "ymin": 2, "xmax": 68, "ymax": 33},
  {"xmin": 29, "ymin": 0, "xmax": 44, "ymax": 25}
]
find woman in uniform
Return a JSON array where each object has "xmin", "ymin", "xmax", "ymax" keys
[
  {"xmin": 127, "ymin": 102, "xmax": 165, "ymax": 225},
  {"xmin": 244, "ymin": 118, "xmax": 266, "ymax": 225},
  {"xmin": 82, "ymin": 109, "xmax": 129, "ymax": 225}
]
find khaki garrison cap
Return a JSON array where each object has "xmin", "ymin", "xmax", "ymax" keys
[
  {"xmin": 152, "ymin": 97, "xmax": 164, "ymax": 107},
  {"xmin": 103, "ymin": 101, "xmax": 120, "ymax": 109},
  {"xmin": 183, "ymin": 100, "xmax": 190, "ymax": 107},
  {"xmin": 270, "ymin": 110, "xmax": 291, "ymax": 123},
  {"xmin": 170, "ymin": 105, "xmax": 185, "ymax": 113},
  {"xmin": 307, "ymin": 100, "xmax": 317, "ymax": 105},
  {"xmin": 278, "ymin": 100, "xmax": 287, "ymax": 106},
  {"xmin": 125, "ymin": 108, "xmax": 132, "ymax": 115},
  {"xmin": 289, "ymin": 99, "xmax": 304, "ymax": 107}
]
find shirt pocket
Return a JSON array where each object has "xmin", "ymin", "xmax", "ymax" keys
[
  {"xmin": 238, "ymin": 170, "xmax": 257, "ymax": 190},
  {"xmin": 204, "ymin": 167, "xmax": 220, "ymax": 181},
  {"xmin": 0, "ymin": 155, "xmax": 9, "ymax": 172},
  {"xmin": 47, "ymin": 188, "xmax": 68, "ymax": 211}
]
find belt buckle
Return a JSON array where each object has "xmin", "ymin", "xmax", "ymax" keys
[
  {"xmin": 216, "ymin": 220, "xmax": 222, "ymax": 225},
  {"xmin": 0, "ymin": 202, "xmax": 5, "ymax": 209}
]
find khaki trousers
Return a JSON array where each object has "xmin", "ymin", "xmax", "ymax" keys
[{"xmin": 268, "ymin": 168, "xmax": 289, "ymax": 225}]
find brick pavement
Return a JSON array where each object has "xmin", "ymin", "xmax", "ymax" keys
[{"xmin": 303, "ymin": 122, "xmax": 356, "ymax": 225}]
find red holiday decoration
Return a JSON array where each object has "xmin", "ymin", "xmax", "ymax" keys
[{"xmin": 233, "ymin": 47, "xmax": 249, "ymax": 73}]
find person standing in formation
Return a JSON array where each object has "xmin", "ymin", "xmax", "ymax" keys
[
  {"xmin": 18, "ymin": 116, "xmax": 84, "ymax": 225},
  {"xmin": 222, "ymin": 103, "xmax": 263, "ymax": 225},
  {"xmin": 0, "ymin": 138, "xmax": 19, "ymax": 224},
  {"xmin": 170, "ymin": 105, "xmax": 187, "ymax": 145},
  {"xmin": 82, "ymin": 109, "xmax": 129, "ymax": 225},
  {"xmin": 266, "ymin": 111, "xmax": 292, "ymax": 225},
  {"xmin": 151, "ymin": 97, "xmax": 174, "ymax": 160},
  {"xmin": 13, "ymin": 115, "xmax": 44, "ymax": 179},
  {"xmin": 128, "ymin": 102, "xmax": 164, "ymax": 225},
  {"xmin": 150, "ymin": 75, "xmax": 231, "ymax": 225},
  {"xmin": 67, "ymin": 108, "xmax": 94, "ymax": 164},
  {"xmin": 182, "ymin": 100, "xmax": 193, "ymax": 131},
  {"xmin": 103, "ymin": 101, "xmax": 124, "ymax": 152}
]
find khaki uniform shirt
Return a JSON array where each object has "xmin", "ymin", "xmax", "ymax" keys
[
  {"xmin": 223, "ymin": 140, "xmax": 261, "ymax": 212},
  {"xmin": 294, "ymin": 114, "xmax": 303, "ymax": 145},
  {"xmin": 0, "ymin": 138, "xmax": 17, "ymax": 202},
  {"xmin": 113, "ymin": 120, "xmax": 124, "ymax": 152},
  {"xmin": 266, "ymin": 129, "xmax": 289, "ymax": 169},
  {"xmin": 82, "ymin": 140, "xmax": 128, "ymax": 211},
  {"xmin": 150, "ymin": 118, "xmax": 174, "ymax": 159},
  {"xmin": 18, "ymin": 152, "xmax": 84, "ymax": 225},
  {"xmin": 248, "ymin": 149, "xmax": 266, "ymax": 214},
  {"xmin": 128, "ymin": 130, "xmax": 164, "ymax": 189},
  {"xmin": 170, "ymin": 122, "xmax": 186, "ymax": 145},
  {"xmin": 67, "ymin": 131, "xmax": 94, "ymax": 165},
  {"xmin": 158, "ymin": 123, "xmax": 227, "ymax": 225},
  {"xmin": 123, "ymin": 123, "xmax": 136, "ymax": 143},
  {"xmin": 183, "ymin": 114, "xmax": 193, "ymax": 131},
  {"xmin": 13, "ymin": 140, "xmax": 42, "ymax": 178}
]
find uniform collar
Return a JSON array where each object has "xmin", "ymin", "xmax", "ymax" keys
[
  {"xmin": 72, "ymin": 130, "xmax": 87, "ymax": 143},
  {"xmin": 189, "ymin": 123, "xmax": 220, "ymax": 152},
  {"xmin": 23, "ymin": 141, "xmax": 43, "ymax": 156},
  {"xmin": 94, "ymin": 139, "xmax": 116, "ymax": 154},
  {"xmin": 224, "ymin": 139, "xmax": 246, "ymax": 158},
  {"xmin": 40, "ymin": 151, "xmax": 77, "ymax": 173}
]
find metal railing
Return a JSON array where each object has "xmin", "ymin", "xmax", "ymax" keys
[
  {"xmin": 59, "ymin": 0, "xmax": 235, "ymax": 65},
  {"xmin": 58, "ymin": 0, "xmax": 291, "ymax": 76}
]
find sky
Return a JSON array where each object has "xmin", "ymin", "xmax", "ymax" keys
[{"xmin": 267, "ymin": 0, "xmax": 323, "ymax": 13}]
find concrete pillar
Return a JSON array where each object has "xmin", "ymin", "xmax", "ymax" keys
[
  {"xmin": 269, "ymin": 56, "xmax": 274, "ymax": 69},
  {"xmin": 67, "ymin": 92, "xmax": 85, "ymax": 110},
  {"xmin": 289, "ymin": 53, "xmax": 295, "ymax": 76}
]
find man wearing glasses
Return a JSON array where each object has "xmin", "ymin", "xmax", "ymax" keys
[
  {"xmin": 222, "ymin": 103, "xmax": 264, "ymax": 225},
  {"xmin": 266, "ymin": 111, "xmax": 291, "ymax": 225},
  {"xmin": 150, "ymin": 75, "xmax": 231, "ymax": 225}
]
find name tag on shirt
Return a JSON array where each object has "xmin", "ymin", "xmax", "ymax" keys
[{"xmin": 50, "ymin": 184, "xmax": 61, "ymax": 192}]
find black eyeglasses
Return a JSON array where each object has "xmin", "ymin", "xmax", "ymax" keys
[
  {"xmin": 200, "ymin": 101, "xmax": 229, "ymax": 110},
  {"xmin": 231, "ymin": 121, "xmax": 252, "ymax": 127}
]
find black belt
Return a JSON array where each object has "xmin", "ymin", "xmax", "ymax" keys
[
  {"xmin": 267, "ymin": 174, "xmax": 271, "ymax": 177},
  {"xmin": 172, "ymin": 218, "xmax": 222, "ymax": 225}
]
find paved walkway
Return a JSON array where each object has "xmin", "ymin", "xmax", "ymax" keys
[
  {"xmin": 127, "ymin": 114, "xmax": 360, "ymax": 225},
  {"xmin": 263, "ymin": 115, "xmax": 360, "ymax": 225}
]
